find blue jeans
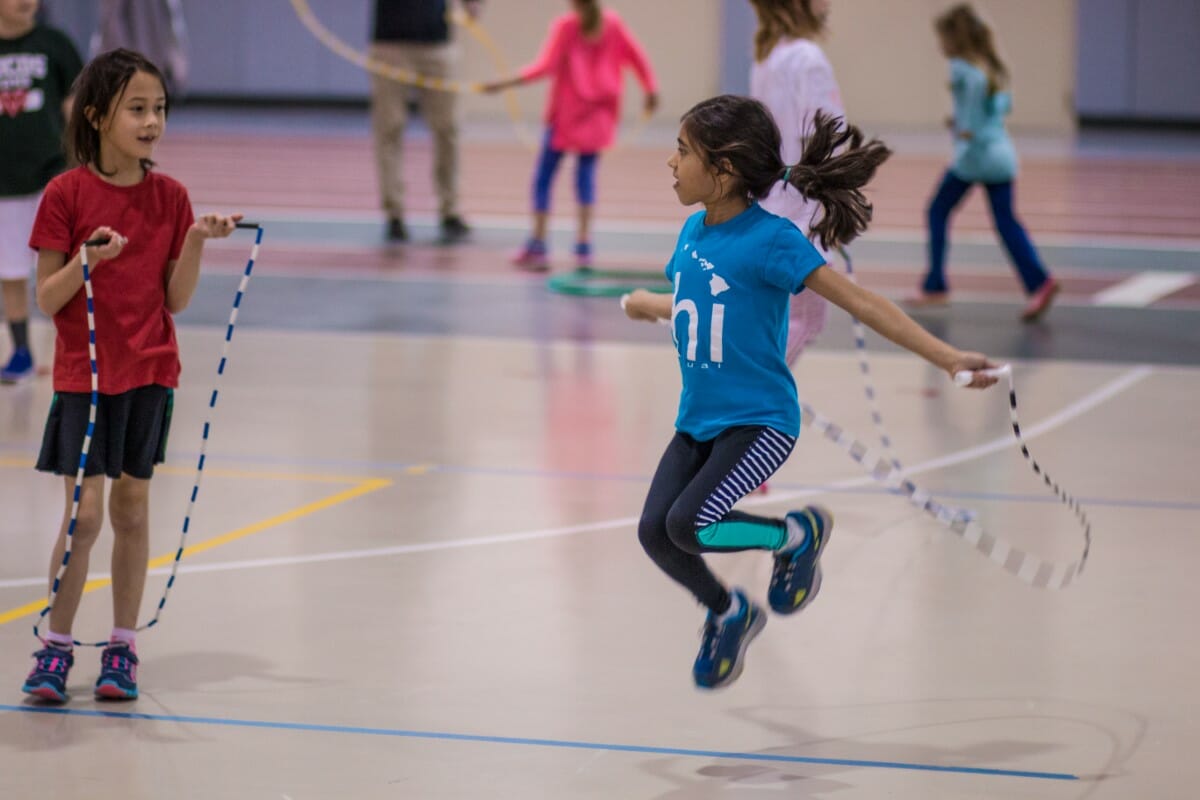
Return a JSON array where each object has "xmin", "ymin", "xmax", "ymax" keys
[
  {"xmin": 924, "ymin": 170, "xmax": 1049, "ymax": 295},
  {"xmin": 531, "ymin": 128, "xmax": 598, "ymax": 213}
]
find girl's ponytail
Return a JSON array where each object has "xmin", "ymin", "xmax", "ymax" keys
[{"xmin": 784, "ymin": 112, "xmax": 892, "ymax": 249}]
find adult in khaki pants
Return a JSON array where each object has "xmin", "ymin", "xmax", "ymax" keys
[{"xmin": 370, "ymin": 0, "xmax": 480, "ymax": 243}]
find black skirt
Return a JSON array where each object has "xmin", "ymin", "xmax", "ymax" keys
[{"xmin": 36, "ymin": 385, "xmax": 174, "ymax": 480}]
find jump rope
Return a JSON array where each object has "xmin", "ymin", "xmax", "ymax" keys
[
  {"xmin": 622, "ymin": 249, "xmax": 1092, "ymax": 590},
  {"xmin": 298, "ymin": 0, "xmax": 1089, "ymax": 588},
  {"xmin": 34, "ymin": 223, "xmax": 263, "ymax": 646},
  {"xmin": 288, "ymin": 0, "xmax": 651, "ymax": 154}
]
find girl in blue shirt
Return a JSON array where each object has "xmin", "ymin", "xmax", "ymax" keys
[
  {"xmin": 909, "ymin": 3, "xmax": 1059, "ymax": 321},
  {"xmin": 623, "ymin": 95, "xmax": 997, "ymax": 689}
]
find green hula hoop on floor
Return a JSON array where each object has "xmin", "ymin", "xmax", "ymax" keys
[{"xmin": 546, "ymin": 268, "xmax": 672, "ymax": 297}]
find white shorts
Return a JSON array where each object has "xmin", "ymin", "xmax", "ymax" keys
[{"xmin": 0, "ymin": 194, "xmax": 40, "ymax": 281}]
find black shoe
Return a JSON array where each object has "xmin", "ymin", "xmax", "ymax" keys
[
  {"xmin": 439, "ymin": 215, "xmax": 470, "ymax": 244},
  {"xmin": 386, "ymin": 217, "xmax": 409, "ymax": 242}
]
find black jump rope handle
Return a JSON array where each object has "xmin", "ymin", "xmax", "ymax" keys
[{"xmin": 83, "ymin": 222, "xmax": 259, "ymax": 248}]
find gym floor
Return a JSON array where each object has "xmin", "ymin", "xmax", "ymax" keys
[{"xmin": 1, "ymin": 108, "xmax": 1198, "ymax": 798}]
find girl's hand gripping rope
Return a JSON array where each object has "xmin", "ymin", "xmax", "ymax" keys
[
  {"xmin": 84, "ymin": 227, "xmax": 126, "ymax": 264},
  {"xmin": 190, "ymin": 212, "xmax": 244, "ymax": 240},
  {"xmin": 953, "ymin": 363, "xmax": 1011, "ymax": 388}
]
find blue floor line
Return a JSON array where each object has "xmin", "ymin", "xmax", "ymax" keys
[{"xmin": 0, "ymin": 704, "xmax": 1077, "ymax": 781}]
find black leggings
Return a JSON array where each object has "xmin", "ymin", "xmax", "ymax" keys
[{"xmin": 638, "ymin": 426, "xmax": 797, "ymax": 613}]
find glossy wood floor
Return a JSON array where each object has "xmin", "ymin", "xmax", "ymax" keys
[{"xmin": 1, "ymin": 109, "xmax": 1198, "ymax": 799}]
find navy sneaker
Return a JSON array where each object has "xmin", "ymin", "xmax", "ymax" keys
[
  {"xmin": 693, "ymin": 589, "xmax": 766, "ymax": 689},
  {"xmin": 1, "ymin": 347, "xmax": 34, "ymax": 384},
  {"xmin": 94, "ymin": 642, "xmax": 139, "ymax": 700},
  {"xmin": 22, "ymin": 645, "xmax": 74, "ymax": 703},
  {"xmin": 769, "ymin": 506, "xmax": 834, "ymax": 615}
]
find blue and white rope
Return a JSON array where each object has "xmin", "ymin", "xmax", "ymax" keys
[
  {"xmin": 797, "ymin": 250, "xmax": 1087, "ymax": 588},
  {"xmin": 621, "ymin": 267, "xmax": 1091, "ymax": 589},
  {"xmin": 34, "ymin": 223, "xmax": 263, "ymax": 646},
  {"xmin": 836, "ymin": 246, "xmax": 902, "ymax": 474},
  {"xmin": 144, "ymin": 222, "xmax": 263, "ymax": 633},
  {"xmin": 835, "ymin": 246, "xmax": 974, "ymax": 523},
  {"xmin": 33, "ymin": 237, "xmax": 106, "ymax": 645},
  {"xmin": 799, "ymin": 370, "xmax": 1090, "ymax": 589}
]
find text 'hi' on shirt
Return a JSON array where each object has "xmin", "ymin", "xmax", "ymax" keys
[
  {"xmin": 664, "ymin": 204, "xmax": 825, "ymax": 441},
  {"xmin": 0, "ymin": 24, "xmax": 83, "ymax": 197},
  {"xmin": 29, "ymin": 166, "xmax": 196, "ymax": 394}
]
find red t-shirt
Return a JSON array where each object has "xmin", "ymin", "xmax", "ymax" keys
[{"xmin": 29, "ymin": 166, "xmax": 194, "ymax": 394}]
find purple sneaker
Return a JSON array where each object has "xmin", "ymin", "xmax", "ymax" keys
[
  {"xmin": 94, "ymin": 642, "xmax": 139, "ymax": 700},
  {"xmin": 22, "ymin": 645, "xmax": 74, "ymax": 703},
  {"xmin": 512, "ymin": 239, "xmax": 549, "ymax": 271}
]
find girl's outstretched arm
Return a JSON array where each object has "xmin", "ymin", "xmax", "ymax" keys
[
  {"xmin": 804, "ymin": 264, "xmax": 998, "ymax": 387},
  {"xmin": 622, "ymin": 289, "xmax": 672, "ymax": 322}
]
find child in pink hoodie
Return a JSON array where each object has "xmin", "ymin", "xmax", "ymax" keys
[{"xmin": 484, "ymin": 0, "xmax": 658, "ymax": 270}]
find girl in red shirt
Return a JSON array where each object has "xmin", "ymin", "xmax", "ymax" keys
[{"xmin": 22, "ymin": 48, "xmax": 242, "ymax": 703}]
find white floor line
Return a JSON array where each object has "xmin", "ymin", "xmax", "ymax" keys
[
  {"xmin": 200, "ymin": 206, "xmax": 1200, "ymax": 252},
  {"xmin": 0, "ymin": 366, "xmax": 1151, "ymax": 589},
  {"xmin": 1092, "ymin": 271, "xmax": 1197, "ymax": 306}
]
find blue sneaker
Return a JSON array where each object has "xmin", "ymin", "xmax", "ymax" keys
[
  {"xmin": 22, "ymin": 645, "xmax": 74, "ymax": 703},
  {"xmin": 0, "ymin": 347, "xmax": 33, "ymax": 384},
  {"xmin": 94, "ymin": 642, "xmax": 139, "ymax": 700},
  {"xmin": 769, "ymin": 506, "xmax": 834, "ymax": 615},
  {"xmin": 573, "ymin": 241, "xmax": 593, "ymax": 269},
  {"xmin": 693, "ymin": 589, "xmax": 766, "ymax": 689}
]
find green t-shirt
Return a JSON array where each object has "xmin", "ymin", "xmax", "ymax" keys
[{"xmin": 0, "ymin": 25, "xmax": 83, "ymax": 197}]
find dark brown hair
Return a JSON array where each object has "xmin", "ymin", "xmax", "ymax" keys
[
  {"xmin": 749, "ymin": 0, "xmax": 825, "ymax": 61},
  {"xmin": 66, "ymin": 48, "xmax": 170, "ymax": 176},
  {"xmin": 680, "ymin": 95, "xmax": 891, "ymax": 249},
  {"xmin": 573, "ymin": 0, "xmax": 602, "ymax": 36},
  {"xmin": 936, "ymin": 4, "xmax": 1007, "ymax": 94}
]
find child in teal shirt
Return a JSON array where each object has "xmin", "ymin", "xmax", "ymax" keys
[
  {"xmin": 909, "ymin": 3, "xmax": 1059, "ymax": 322},
  {"xmin": 623, "ymin": 95, "xmax": 998, "ymax": 689}
]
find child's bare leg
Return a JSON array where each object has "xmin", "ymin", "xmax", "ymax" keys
[
  {"xmin": 576, "ymin": 204, "xmax": 592, "ymax": 246},
  {"xmin": 1, "ymin": 278, "xmax": 29, "ymax": 324},
  {"xmin": 108, "ymin": 475, "xmax": 151, "ymax": 631},
  {"xmin": 531, "ymin": 211, "xmax": 549, "ymax": 243},
  {"xmin": 46, "ymin": 475, "xmax": 106, "ymax": 636}
]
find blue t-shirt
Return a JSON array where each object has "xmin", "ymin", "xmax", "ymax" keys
[
  {"xmin": 948, "ymin": 58, "xmax": 1017, "ymax": 184},
  {"xmin": 664, "ymin": 204, "xmax": 825, "ymax": 441}
]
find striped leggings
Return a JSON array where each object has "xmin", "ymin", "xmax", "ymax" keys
[{"xmin": 638, "ymin": 425, "xmax": 796, "ymax": 613}]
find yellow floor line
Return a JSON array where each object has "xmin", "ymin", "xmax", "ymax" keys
[{"xmin": 0, "ymin": 477, "xmax": 391, "ymax": 627}]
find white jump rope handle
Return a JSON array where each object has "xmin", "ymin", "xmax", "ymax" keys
[{"xmin": 954, "ymin": 364, "xmax": 1012, "ymax": 387}]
